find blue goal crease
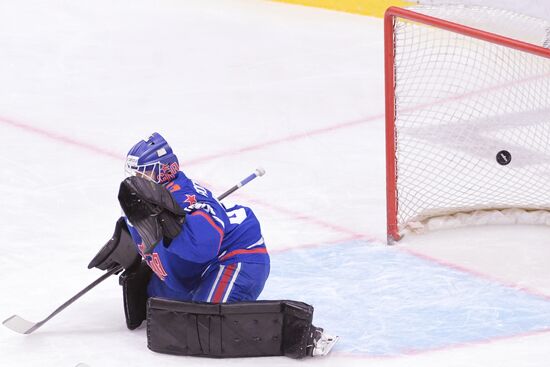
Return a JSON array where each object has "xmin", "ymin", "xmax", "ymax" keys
[{"xmin": 260, "ymin": 240, "xmax": 550, "ymax": 357}]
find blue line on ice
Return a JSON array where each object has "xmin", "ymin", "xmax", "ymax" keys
[{"xmin": 260, "ymin": 240, "xmax": 550, "ymax": 356}]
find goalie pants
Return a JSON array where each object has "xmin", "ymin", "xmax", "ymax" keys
[{"xmin": 147, "ymin": 261, "xmax": 270, "ymax": 303}]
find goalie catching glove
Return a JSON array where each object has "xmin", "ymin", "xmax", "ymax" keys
[{"xmin": 118, "ymin": 176, "xmax": 186, "ymax": 253}]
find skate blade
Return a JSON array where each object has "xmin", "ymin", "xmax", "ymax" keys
[{"xmin": 313, "ymin": 335, "xmax": 340, "ymax": 356}]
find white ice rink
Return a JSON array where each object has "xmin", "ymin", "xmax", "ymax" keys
[{"xmin": 1, "ymin": 1, "xmax": 549, "ymax": 366}]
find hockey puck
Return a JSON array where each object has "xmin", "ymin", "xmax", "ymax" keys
[{"xmin": 496, "ymin": 150, "xmax": 512, "ymax": 165}]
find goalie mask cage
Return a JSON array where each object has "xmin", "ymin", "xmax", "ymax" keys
[{"xmin": 385, "ymin": 6, "xmax": 550, "ymax": 242}]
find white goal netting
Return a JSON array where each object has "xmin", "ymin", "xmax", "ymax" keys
[{"xmin": 389, "ymin": 6, "xmax": 550, "ymax": 237}]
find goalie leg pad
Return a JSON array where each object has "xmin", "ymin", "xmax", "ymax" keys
[
  {"xmin": 146, "ymin": 298, "xmax": 318, "ymax": 358},
  {"xmin": 119, "ymin": 262, "xmax": 152, "ymax": 330}
]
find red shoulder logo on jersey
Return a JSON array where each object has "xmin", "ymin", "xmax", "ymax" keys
[
  {"xmin": 184, "ymin": 194, "xmax": 197, "ymax": 206},
  {"xmin": 138, "ymin": 243, "xmax": 168, "ymax": 281},
  {"xmin": 158, "ymin": 162, "xmax": 179, "ymax": 183}
]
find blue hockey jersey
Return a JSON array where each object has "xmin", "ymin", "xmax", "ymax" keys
[{"xmin": 125, "ymin": 171, "xmax": 269, "ymax": 293}]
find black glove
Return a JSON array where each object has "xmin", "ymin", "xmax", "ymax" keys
[
  {"xmin": 88, "ymin": 217, "xmax": 141, "ymax": 271},
  {"xmin": 118, "ymin": 176, "xmax": 186, "ymax": 253}
]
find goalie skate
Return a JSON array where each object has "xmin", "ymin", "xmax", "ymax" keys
[{"xmin": 310, "ymin": 328, "xmax": 339, "ymax": 357}]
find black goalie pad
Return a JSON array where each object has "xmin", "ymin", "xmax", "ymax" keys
[
  {"xmin": 119, "ymin": 261, "xmax": 152, "ymax": 330},
  {"xmin": 118, "ymin": 177, "xmax": 186, "ymax": 253},
  {"xmin": 146, "ymin": 298, "xmax": 317, "ymax": 359}
]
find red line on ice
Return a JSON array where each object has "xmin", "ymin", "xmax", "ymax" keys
[
  {"xmin": 0, "ymin": 114, "xmax": 379, "ymax": 240},
  {"xmin": 180, "ymin": 114, "xmax": 384, "ymax": 166},
  {"xmin": 397, "ymin": 246, "xmax": 550, "ymax": 301},
  {"xmin": 244, "ymin": 196, "xmax": 370, "ymax": 239},
  {"xmin": 2, "ymin": 71, "xmax": 547, "ymax": 246},
  {"xmin": 180, "ymin": 72, "xmax": 549, "ymax": 167},
  {"xmin": 202, "ymin": 181, "xmax": 384, "ymax": 243},
  {"xmin": 269, "ymin": 234, "xmax": 371, "ymax": 253},
  {"xmin": 0, "ymin": 116, "xmax": 123, "ymax": 160}
]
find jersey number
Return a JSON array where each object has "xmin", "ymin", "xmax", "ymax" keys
[{"xmin": 227, "ymin": 207, "xmax": 247, "ymax": 225}]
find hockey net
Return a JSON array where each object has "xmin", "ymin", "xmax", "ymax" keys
[{"xmin": 385, "ymin": 5, "xmax": 550, "ymax": 241}]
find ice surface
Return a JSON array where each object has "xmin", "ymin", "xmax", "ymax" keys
[
  {"xmin": 265, "ymin": 241, "xmax": 550, "ymax": 357},
  {"xmin": 1, "ymin": 1, "xmax": 549, "ymax": 367}
]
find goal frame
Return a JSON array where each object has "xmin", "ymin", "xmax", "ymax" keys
[{"xmin": 384, "ymin": 6, "xmax": 550, "ymax": 242}]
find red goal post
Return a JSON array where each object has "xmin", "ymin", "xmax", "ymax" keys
[{"xmin": 384, "ymin": 6, "xmax": 550, "ymax": 242}]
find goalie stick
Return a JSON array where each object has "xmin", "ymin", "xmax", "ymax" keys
[
  {"xmin": 3, "ymin": 265, "xmax": 123, "ymax": 334},
  {"xmin": 2, "ymin": 168, "xmax": 266, "ymax": 334},
  {"xmin": 218, "ymin": 167, "xmax": 265, "ymax": 201}
]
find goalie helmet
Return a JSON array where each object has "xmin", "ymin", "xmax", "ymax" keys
[{"xmin": 125, "ymin": 132, "xmax": 180, "ymax": 184}]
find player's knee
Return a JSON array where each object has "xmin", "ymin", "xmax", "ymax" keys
[{"xmin": 147, "ymin": 275, "xmax": 193, "ymax": 301}]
